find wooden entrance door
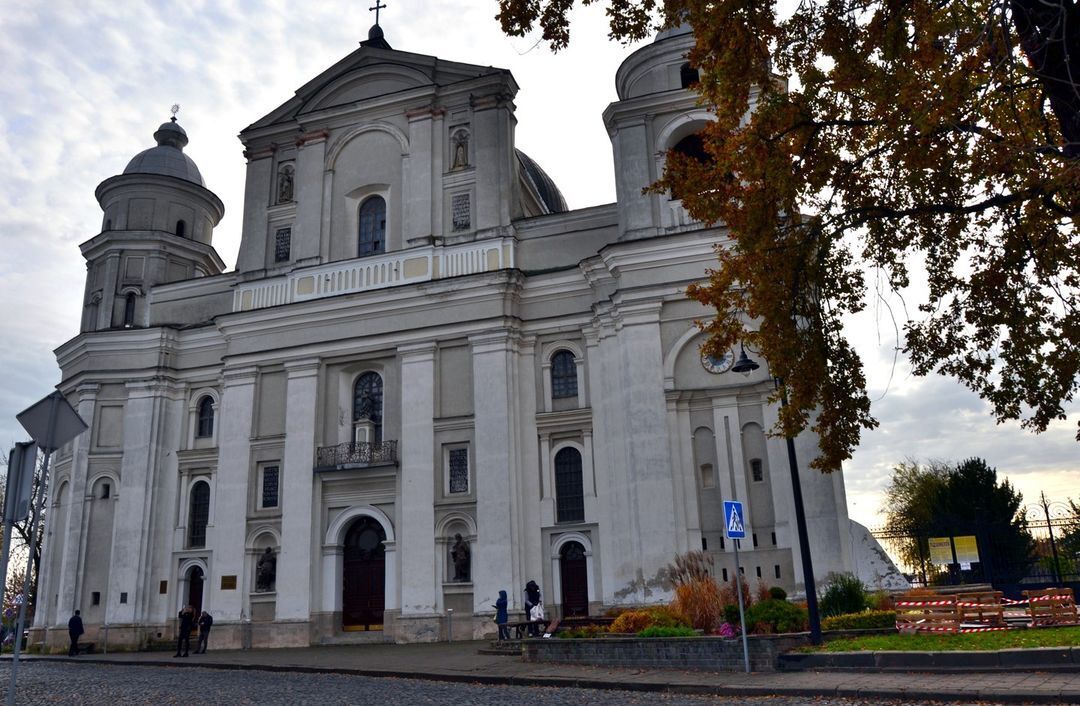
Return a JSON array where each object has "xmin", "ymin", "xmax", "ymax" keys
[
  {"xmin": 559, "ymin": 542, "xmax": 589, "ymax": 617},
  {"xmin": 343, "ymin": 517, "xmax": 386, "ymax": 631},
  {"xmin": 187, "ymin": 566, "xmax": 204, "ymax": 615}
]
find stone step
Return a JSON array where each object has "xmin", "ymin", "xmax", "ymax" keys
[
  {"xmin": 477, "ymin": 640, "xmax": 523, "ymax": 656},
  {"xmin": 318, "ymin": 631, "xmax": 392, "ymax": 646}
]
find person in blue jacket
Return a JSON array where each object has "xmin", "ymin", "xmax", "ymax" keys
[{"xmin": 494, "ymin": 590, "xmax": 510, "ymax": 641}]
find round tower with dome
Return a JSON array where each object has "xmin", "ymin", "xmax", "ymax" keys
[{"xmin": 81, "ymin": 115, "xmax": 225, "ymax": 331}]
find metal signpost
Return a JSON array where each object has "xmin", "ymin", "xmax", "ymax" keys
[
  {"xmin": 723, "ymin": 500, "xmax": 750, "ymax": 673},
  {"xmin": 7, "ymin": 391, "xmax": 88, "ymax": 706},
  {"xmin": 1, "ymin": 442, "xmax": 37, "ymax": 620}
]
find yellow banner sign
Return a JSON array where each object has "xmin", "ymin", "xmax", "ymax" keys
[
  {"xmin": 928, "ymin": 537, "xmax": 953, "ymax": 566},
  {"xmin": 953, "ymin": 535, "xmax": 980, "ymax": 564}
]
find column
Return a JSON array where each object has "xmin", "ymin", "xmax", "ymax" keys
[
  {"xmin": 294, "ymin": 131, "xmax": 328, "ymax": 263},
  {"xmin": 210, "ymin": 366, "xmax": 257, "ymax": 620},
  {"xmin": 404, "ymin": 109, "xmax": 434, "ymax": 243},
  {"xmin": 278, "ymin": 358, "xmax": 320, "ymax": 619},
  {"xmin": 713, "ymin": 398, "xmax": 752, "ymax": 541},
  {"xmin": 470, "ymin": 332, "xmax": 519, "ymax": 615},
  {"xmin": 52, "ymin": 383, "xmax": 98, "ymax": 624},
  {"xmin": 399, "ymin": 343, "xmax": 437, "ymax": 616},
  {"xmin": 235, "ymin": 150, "xmax": 273, "ymax": 272}
]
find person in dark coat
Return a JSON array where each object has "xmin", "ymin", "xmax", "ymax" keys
[
  {"xmin": 195, "ymin": 611, "xmax": 213, "ymax": 654},
  {"xmin": 493, "ymin": 590, "xmax": 510, "ymax": 641},
  {"xmin": 523, "ymin": 580, "xmax": 541, "ymax": 637},
  {"xmin": 67, "ymin": 610, "xmax": 84, "ymax": 656},
  {"xmin": 174, "ymin": 605, "xmax": 195, "ymax": 657}
]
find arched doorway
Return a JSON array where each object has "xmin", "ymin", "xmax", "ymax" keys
[
  {"xmin": 343, "ymin": 516, "xmax": 386, "ymax": 631},
  {"xmin": 559, "ymin": 541, "xmax": 589, "ymax": 617},
  {"xmin": 186, "ymin": 566, "xmax": 204, "ymax": 615}
]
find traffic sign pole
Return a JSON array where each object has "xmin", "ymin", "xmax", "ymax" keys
[
  {"xmin": 733, "ymin": 539, "xmax": 750, "ymax": 673},
  {"xmin": 723, "ymin": 500, "xmax": 750, "ymax": 673}
]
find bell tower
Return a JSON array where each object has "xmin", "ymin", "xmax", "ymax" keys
[{"xmin": 81, "ymin": 115, "xmax": 225, "ymax": 331}]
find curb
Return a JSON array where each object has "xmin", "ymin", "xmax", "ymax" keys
[{"xmin": 778, "ymin": 647, "xmax": 1080, "ymax": 673}]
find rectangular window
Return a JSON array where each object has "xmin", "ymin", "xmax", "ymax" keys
[
  {"xmin": 771, "ymin": 531, "xmax": 777, "ymax": 546},
  {"xmin": 722, "ymin": 568, "xmax": 728, "ymax": 582},
  {"xmin": 752, "ymin": 533, "xmax": 758, "ymax": 548},
  {"xmin": 774, "ymin": 564, "xmax": 781, "ymax": 579},
  {"xmin": 448, "ymin": 448, "xmax": 469, "ymax": 494},
  {"xmin": 92, "ymin": 592, "xmax": 100, "ymax": 606},
  {"xmin": 159, "ymin": 580, "xmax": 168, "ymax": 595},
  {"xmin": 119, "ymin": 592, "xmax": 128, "ymax": 604},
  {"xmin": 719, "ymin": 536, "xmax": 725, "ymax": 550},
  {"xmin": 274, "ymin": 228, "xmax": 291, "ymax": 263},
  {"xmin": 261, "ymin": 465, "xmax": 280, "ymax": 509},
  {"xmin": 701, "ymin": 536, "xmax": 708, "ymax": 551},
  {"xmin": 750, "ymin": 459, "xmax": 764, "ymax": 482},
  {"xmin": 756, "ymin": 566, "xmax": 762, "ymax": 578}
]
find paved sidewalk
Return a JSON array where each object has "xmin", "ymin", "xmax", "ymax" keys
[{"xmin": 9, "ymin": 641, "xmax": 1080, "ymax": 703}]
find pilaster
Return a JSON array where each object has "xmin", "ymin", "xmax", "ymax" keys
[
  {"xmin": 398, "ymin": 342, "xmax": 437, "ymax": 616},
  {"xmin": 294, "ymin": 131, "xmax": 329, "ymax": 264}
]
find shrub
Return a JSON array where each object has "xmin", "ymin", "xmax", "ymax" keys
[
  {"xmin": 723, "ymin": 604, "xmax": 743, "ymax": 626},
  {"xmin": 867, "ymin": 591, "xmax": 895, "ymax": 611},
  {"xmin": 671, "ymin": 578, "xmax": 725, "ymax": 632},
  {"xmin": 638, "ymin": 625, "xmax": 697, "ymax": 638},
  {"xmin": 713, "ymin": 622, "xmax": 740, "ymax": 638},
  {"xmin": 819, "ymin": 573, "xmax": 869, "ymax": 618},
  {"xmin": 609, "ymin": 607, "xmax": 689, "ymax": 633},
  {"xmin": 667, "ymin": 551, "xmax": 715, "ymax": 585},
  {"xmin": 556, "ymin": 624, "xmax": 606, "ymax": 639},
  {"xmin": 745, "ymin": 599, "xmax": 808, "ymax": 634},
  {"xmin": 769, "ymin": 586, "xmax": 788, "ymax": 601},
  {"xmin": 718, "ymin": 576, "xmax": 753, "ymax": 609},
  {"xmin": 821, "ymin": 610, "xmax": 897, "ymax": 631}
]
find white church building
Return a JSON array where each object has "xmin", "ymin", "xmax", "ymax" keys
[{"xmin": 34, "ymin": 22, "xmax": 856, "ymax": 649}]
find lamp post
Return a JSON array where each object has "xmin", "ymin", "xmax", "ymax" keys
[{"xmin": 732, "ymin": 347, "xmax": 822, "ymax": 645}]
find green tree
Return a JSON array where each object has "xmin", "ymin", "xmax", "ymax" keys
[
  {"xmin": 882, "ymin": 457, "xmax": 1035, "ymax": 584},
  {"xmin": 497, "ymin": 0, "xmax": 1080, "ymax": 471}
]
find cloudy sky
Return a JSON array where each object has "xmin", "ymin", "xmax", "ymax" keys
[{"xmin": 0, "ymin": 1, "xmax": 1074, "ymax": 527}]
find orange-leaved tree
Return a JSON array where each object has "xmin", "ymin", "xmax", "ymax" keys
[{"xmin": 497, "ymin": 0, "xmax": 1079, "ymax": 471}]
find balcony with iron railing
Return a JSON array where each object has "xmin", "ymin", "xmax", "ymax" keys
[{"xmin": 315, "ymin": 440, "xmax": 398, "ymax": 472}]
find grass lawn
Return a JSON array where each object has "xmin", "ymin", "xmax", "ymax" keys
[{"xmin": 808, "ymin": 626, "xmax": 1080, "ymax": 652}]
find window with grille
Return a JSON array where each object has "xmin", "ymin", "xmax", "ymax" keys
[
  {"xmin": 750, "ymin": 459, "xmax": 764, "ymax": 482},
  {"xmin": 188, "ymin": 481, "xmax": 210, "ymax": 548},
  {"xmin": 352, "ymin": 372, "xmax": 383, "ymax": 443},
  {"xmin": 550, "ymin": 350, "xmax": 578, "ymax": 399},
  {"xmin": 358, "ymin": 196, "xmax": 386, "ymax": 256},
  {"xmin": 196, "ymin": 396, "xmax": 214, "ymax": 438},
  {"xmin": 448, "ymin": 448, "xmax": 469, "ymax": 494},
  {"xmin": 261, "ymin": 465, "xmax": 279, "ymax": 509},
  {"xmin": 555, "ymin": 447, "xmax": 585, "ymax": 523},
  {"xmin": 274, "ymin": 227, "xmax": 291, "ymax": 263}
]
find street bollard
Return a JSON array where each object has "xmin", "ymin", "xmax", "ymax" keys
[
  {"xmin": 102, "ymin": 624, "xmax": 109, "ymax": 655},
  {"xmin": 446, "ymin": 608, "xmax": 453, "ymax": 642}
]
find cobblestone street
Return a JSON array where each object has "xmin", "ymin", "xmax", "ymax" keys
[{"xmin": 0, "ymin": 662, "xmax": 991, "ymax": 706}]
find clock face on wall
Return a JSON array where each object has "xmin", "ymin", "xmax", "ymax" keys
[{"xmin": 700, "ymin": 349, "xmax": 734, "ymax": 374}]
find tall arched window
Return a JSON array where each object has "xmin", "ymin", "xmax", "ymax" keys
[
  {"xmin": 123, "ymin": 292, "xmax": 136, "ymax": 327},
  {"xmin": 188, "ymin": 481, "xmax": 210, "ymax": 548},
  {"xmin": 555, "ymin": 447, "xmax": 585, "ymax": 523},
  {"xmin": 175, "ymin": 220, "xmax": 187, "ymax": 238},
  {"xmin": 680, "ymin": 62, "xmax": 700, "ymax": 89},
  {"xmin": 551, "ymin": 350, "xmax": 578, "ymax": 399},
  {"xmin": 358, "ymin": 196, "xmax": 386, "ymax": 257},
  {"xmin": 353, "ymin": 372, "xmax": 384, "ymax": 443},
  {"xmin": 670, "ymin": 132, "xmax": 713, "ymax": 200},
  {"xmin": 196, "ymin": 396, "xmax": 215, "ymax": 438}
]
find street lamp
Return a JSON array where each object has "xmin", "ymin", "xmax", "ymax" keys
[{"xmin": 731, "ymin": 346, "xmax": 823, "ymax": 645}]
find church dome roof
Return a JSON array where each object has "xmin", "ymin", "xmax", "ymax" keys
[
  {"xmin": 123, "ymin": 118, "xmax": 205, "ymax": 186},
  {"xmin": 516, "ymin": 149, "xmax": 567, "ymax": 214}
]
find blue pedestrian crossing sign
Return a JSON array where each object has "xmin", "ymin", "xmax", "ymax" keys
[{"xmin": 723, "ymin": 501, "xmax": 746, "ymax": 540}]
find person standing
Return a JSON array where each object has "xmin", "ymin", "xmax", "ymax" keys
[
  {"xmin": 174, "ymin": 605, "xmax": 195, "ymax": 657},
  {"xmin": 195, "ymin": 610, "xmax": 213, "ymax": 654},
  {"xmin": 493, "ymin": 590, "xmax": 510, "ymax": 641},
  {"xmin": 523, "ymin": 580, "xmax": 541, "ymax": 637},
  {"xmin": 67, "ymin": 610, "xmax": 84, "ymax": 656}
]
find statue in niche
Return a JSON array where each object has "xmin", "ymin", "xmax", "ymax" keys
[
  {"xmin": 450, "ymin": 533, "xmax": 470, "ymax": 582},
  {"xmin": 277, "ymin": 167, "xmax": 294, "ymax": 203},
  {"xmin": 256, "ymin": 547, "xmax": 277, "ymax": 592},
  {"xmin": 451, "ymin": 131, "xmax": 469, "ymax": 170}
]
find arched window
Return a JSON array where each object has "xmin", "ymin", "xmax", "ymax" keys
[
  {"xmin": 680, "ymin": 62, "xmax": 700, "ymax": 89},
  {"xmin": 176, "ymin": 220, "xmax": 187, "ymax": 238},
  {"xmin": 551, "ymin": 350, "xmax": 578, "ymax": 399},
  {"xmin": 123, "ymin": 293, "xmax": 136, "ymax": 327},
  {"xmin": 353, "ymin": 372, "xmax": 384, "ymax": 443},
  {"xmin": 358, "ymin": 196, "xmax": 386, "ymax": 257},
  {"xmin": 670, "ymin": 132, "xmax": 712, "ymax": 200},
  {"xmin": 555, "ymin": 447, "xmax": 585, "ymax": 523},
  {"xmin": 196, "ymin": 396, "xmax": 215, "ymax": 438},
  {"xmin": 188, "ymin": 481, "xmax": 210, "ymax": 548}
]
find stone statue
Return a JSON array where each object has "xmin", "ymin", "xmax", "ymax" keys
[
  {"xmin": 277, "ymin": 167, "xmax": 294, "ymax": 202},
  {"xmin": 450, "ymin": 533, "xmax": 470, "ymax": 582},
  {"xmin": 451, "ymin": 132, "xmax": 468, "ymax": 170},
  {"xmin": 256, "ymin": 547, "xmax": 277, "ymax": 592}
]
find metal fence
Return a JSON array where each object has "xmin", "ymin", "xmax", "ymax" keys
[{"xmin": 870, "ymin": 497, "xmax": 1080, "ymax": 598}]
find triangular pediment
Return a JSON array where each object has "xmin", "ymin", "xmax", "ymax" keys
[{"xmin": 244, "ymin": 46, "xmax": 507, "ymax": 133}]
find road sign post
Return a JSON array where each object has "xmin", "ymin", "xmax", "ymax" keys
[{"xmin": 724, "ymin": 500, "xmax": 750, "ymax": 673}]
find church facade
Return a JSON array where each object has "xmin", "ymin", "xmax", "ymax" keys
[{"xmin": 34, "ymin": 24, "xmax": 854, "ymax": 649}]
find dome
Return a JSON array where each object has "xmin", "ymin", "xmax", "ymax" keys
[
  {"xmin": 516, "ymin": 149, "xmax": 568, "ymax": 214},
  {"xmin": 654, "ymin": 21, "xmax": 692, "ymax": 42},
  {"xmin": 123, "ymin": 118, "xmax": 205, "ymax": 186}
]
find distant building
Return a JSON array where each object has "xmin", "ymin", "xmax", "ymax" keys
[{"xmin": 35, "ymin": 23, "xmax": 854, "ymax": 649}]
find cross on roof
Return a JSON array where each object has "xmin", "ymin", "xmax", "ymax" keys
[{"xmin": 369, "ymin": 0, "xmax": 386, "ymax": 25}]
